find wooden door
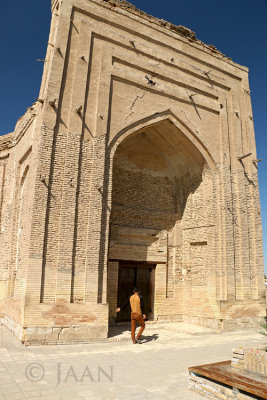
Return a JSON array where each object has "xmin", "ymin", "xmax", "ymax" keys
[
  {"xmin": 136, "ymin": 267, "xmax": 151, "ymax": 318},
  {"xmin": 117, "ymin": 267, "xmax": 135, "ymax": 322},
  {"xmin": 116, "ymin": 263, "xmax": 155, "ymax": 322}
]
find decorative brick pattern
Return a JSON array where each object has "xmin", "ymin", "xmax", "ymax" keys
[{"xmin": 232, "ymin": 347, "xmax": 267, "ymax": 377}]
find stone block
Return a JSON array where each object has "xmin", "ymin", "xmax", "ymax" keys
[
  {"xmin": 38, "ymin": 327, "xmax": 53, "ymax": 335},
  {"xmin": 61, "ymin": 327, "xmax": 76, "ymax": 335},
  {"xmin": 25, "ymin": 327, "xmax": 38, "ymax": 335},
  {"xmin": 46, "ymin": 333, "xmax": 60, "ymax": 342},
  {"xmin": 232, "ymin": 348, "xmax": 244, "ymax": 355}
]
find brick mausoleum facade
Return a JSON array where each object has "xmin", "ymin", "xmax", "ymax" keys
[{"xmin": 0, "ymin": 0, "xmax": 265, "ymax": 344}]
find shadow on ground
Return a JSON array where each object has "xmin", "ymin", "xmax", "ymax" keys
[
  {"xmin": 108, "ymin": 324, "xmax": 130, "ymax": 338},
  {"xmin": 140, "ymin": 334, "xmax": 159, "ymax": 343},
  {"xmin": 108, "ymin": 324, "xmax": 159, "ymax": 343}
]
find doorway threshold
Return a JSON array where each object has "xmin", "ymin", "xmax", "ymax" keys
[{"xmin": 108, "ymin": 322, "xmax": 218, "ymax": 341}]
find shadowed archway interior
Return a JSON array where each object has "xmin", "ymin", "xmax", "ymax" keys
[
  {"xmin": 109, "ymin": 119, "xmax": 206, "ymax": 262},
  {"xmin": 107, "ymin": 118, "xmax": 210, "ymax": 323}
]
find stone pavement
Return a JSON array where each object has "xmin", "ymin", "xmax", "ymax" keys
[{"xmin": 0, "ymin": 324, "xmax": 266, "ymax": 400}]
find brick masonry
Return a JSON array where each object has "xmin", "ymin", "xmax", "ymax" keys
[
  {"xmin": 189, "ymin": 347, "xmax": 267, "ymax": 400},
  {"xmin": 232, "ymin": 347, "xmax": 267, "ymax": 377},
  {"xmin": 0, "ymin": 0, "xmax": 266, "ymax": 344},
  {"xmin": 188, "ymin": 373, "xmax": 256, "ymax": 400}
]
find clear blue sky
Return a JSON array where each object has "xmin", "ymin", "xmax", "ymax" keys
[{"xmin": 0, "ymin": 0, "xmax": 266, "ymax": 273}]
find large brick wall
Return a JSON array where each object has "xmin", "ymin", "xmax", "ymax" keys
[{"xmin": 0, "ymin": 0, "xmax": 265, "ymax": 344}]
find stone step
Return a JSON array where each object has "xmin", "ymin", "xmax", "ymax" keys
[
  {"xmin": 108, "ymin": 322, "xmax": 218, "ymax": 341},
  {"xmin": 163, "ymin": 322, "xmax": 218, "ymax": 336},
  {"xmin": 144, "ymin": 322, "xmax": 218, "ymax": 335}
]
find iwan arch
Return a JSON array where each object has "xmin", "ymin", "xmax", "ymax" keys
[{"xmin": 0, "ymin": 0, "xmax": 265, "ymax": 344}]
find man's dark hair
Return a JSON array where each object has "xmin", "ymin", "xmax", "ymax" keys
[{"xmin": 133, "ymin": 287, "xmax": 140, "ymax": 293}]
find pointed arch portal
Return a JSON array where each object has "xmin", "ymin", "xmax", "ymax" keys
[{"xmin": 107, "ymin": 113, "xmax": 217, "ymax": 323}]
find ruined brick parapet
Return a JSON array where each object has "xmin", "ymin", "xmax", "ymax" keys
[
  {"xmin": 0, "ymin": 103, "xmax": 40, "ymax": 151},
  {"xmin": 232, "ymin": 347, "xmax": 267, "ymax": 377}
]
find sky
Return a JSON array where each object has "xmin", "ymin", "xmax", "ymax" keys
[{"xmin": 0, "ymin": 0, "xmax": 266, "ymax": 273}]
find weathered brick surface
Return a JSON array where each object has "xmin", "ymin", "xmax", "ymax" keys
[
  {"xmin": 0, "ymin": 0, "xmax": 265, "ymax": 344},
  {"xmin": 189, "ymin": 373, "xmax": 254, "ymax": 400},
  {"xmin": 232, "ymin": 347, "xmax": 267, "ymax": 377}
]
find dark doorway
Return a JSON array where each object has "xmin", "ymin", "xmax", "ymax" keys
[{"xmin": 116, "ymin": 262, "xmax": 155, "ymax": 322}]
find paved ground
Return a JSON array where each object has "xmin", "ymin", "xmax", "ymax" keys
[{"xmin": 0, "ymin": 324, "xmax": 266, "ymax": 400}]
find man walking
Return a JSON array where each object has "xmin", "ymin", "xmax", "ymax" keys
[{"xmin": 116, "ymin": 287, "xmax": 146, "ymax": 344}]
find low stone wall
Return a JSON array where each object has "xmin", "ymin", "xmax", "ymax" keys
[
  {"xmin": 232, "ymin": 347, "xmax": 267, "ymax": 377},
  {"xmin": 188, "ymin": 373, "xmax": 253, "ymax": 400},
  {"xmin": 22, "ymin": 325, "xmax": 108, "ymax": 346},
  {"xmin": 0, "ymin": 312, "xmax": 108, "ymax": 346},
  {"xmin": 189, "ymin": 347, "xmax": 267, "ymax": 399}
]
